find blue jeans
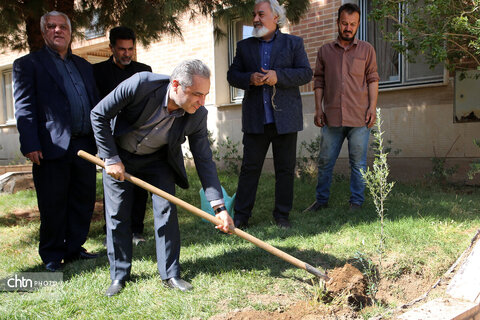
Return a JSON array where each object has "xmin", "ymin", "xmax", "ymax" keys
[{"xmin": 315, "ymin": 126, "xmax": 371, "ymax": 206}]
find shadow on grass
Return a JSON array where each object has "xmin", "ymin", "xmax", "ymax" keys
[
  {"xmin": 6, "ymin": 171, "xmax": 480, "ymax": 286},
  {"xmin": 14, "ymin": 236, "xmax": 339, "ymax": 286},
  {"xmin": 178, "ymin": 245, "xmax": 341, "ymax": 281},
  {"xmin": 175, "ymin": 203, "xmax": 378, "ymax": 251},
  {"xmin": 177, "ymin": 173, "xmax": 480, "ymax": 246}
]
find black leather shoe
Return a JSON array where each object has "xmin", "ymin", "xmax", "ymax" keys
[
  {"xmin": 233, "ymin": 218, "xmax": 249, "ymax": 229},
  {"xmin": 78, "ymin": 248, "xmax": 99, "ymax": 259},
  {"xmin": 303, "ymin": 201, "xmax": 328, "ymax": 213},
  {"xmin": 275, "ymin": 218, "xmax": 291, "ymax": 229},
  {"xmin": 105, "ymin": 280, "xmax": 126, "ymax": 297},
  {"xmin": 65, "ymin": 248, "xmax": 99, "ymax": 263},
  {"xmin": 45, "ymin": 261, "xmax": 62, "ymax": 272},
  {"xmin": 165, "ymin": 277, "xmax": 193, "ymax": 292}
]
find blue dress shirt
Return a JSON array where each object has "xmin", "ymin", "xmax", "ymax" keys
[
  {"xmin": 46, "ymin": 46, "xmax": 92, "ymax": 136},
  {"xmin": 259, "ymin": 31, "xmax": 277, "ymax": 124}
]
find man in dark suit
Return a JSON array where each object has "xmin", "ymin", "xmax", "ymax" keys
[
  {"xmin": 94, "ymin": 26, "xmax": 152, "ymax": 98},
  {"xmin": 227, "ymin": 0, "xmax": 312, "ymax": 229},
  {"xmin": 94, "ymin": 26, "xmax": 153, "ymax": 246},
  {"xmin": 13, "ymin": 11, "xmax": 99, "ymax": 272},
  {"xmin": 91, "ymin": 59, "xmax": 233, "ymax": 297}
]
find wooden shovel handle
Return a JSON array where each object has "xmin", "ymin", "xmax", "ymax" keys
[{"xmin": 78, "ymin": 150, "xmax": 329, "ymax": 280}]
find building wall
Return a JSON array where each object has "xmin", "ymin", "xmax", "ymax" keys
[
  {"xmin": 0, "ymin": 36, "xmax": 111, "ymax": 165},
  {"xmin": 209, "ymin": 0, "xmax": 480, "ymax": 182},
  {"xmin": 286, "ymin": 0, "xmax": 341, "ymax": 93},
  {"xmin": 134, "ymin": 13, "xmax": 225, "ymax": 157},
  {"xmin": 0, "ymin": 48, "xmax": 26, "ymax": 164},
  {"xmin": 1, "ymin": 2, "xmax": 480, "ymax": 183}
]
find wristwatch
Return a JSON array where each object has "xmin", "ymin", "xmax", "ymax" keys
[{"xmin": 214, "ymin": 206, "xmax": 227, "ymax": 214}]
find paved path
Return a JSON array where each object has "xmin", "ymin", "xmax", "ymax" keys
[{"xmin": 398, "ymin": 231, "xmax": 480, "ymax": 320}]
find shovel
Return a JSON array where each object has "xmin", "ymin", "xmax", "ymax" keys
[{"xmin": 78, "ymin": 150, "xmax": 329, "ymax": 281}]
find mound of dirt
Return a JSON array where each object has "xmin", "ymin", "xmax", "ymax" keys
[{"xmin": 326, "ymin": 263, "xmax": 369, "ymax": 308}]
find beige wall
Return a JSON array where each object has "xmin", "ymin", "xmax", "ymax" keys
[
  {"xmin": 204, "ymin": 0, "xmax": 480, "ymax": 183},
  {"xmin": 0, "ymin": 36, "xmax": 113, "ymax": 165},
  {"xmin": 0, "ymin": 49, "xmax": 26, "ymax": 67},
  {"xmin": 1, "ymin": 2, "xmax": 480, "ymax": 183},
  {"xmin": 0, "ymin": 48, "xmax": 25, "ymax": 164},
  {"xmin": 136, "ymin": 14, "xmax": 215, "ymax": 86},
  {"xmin": 134, "ymin": 3, "xmax": 480, "ymax": 183}
]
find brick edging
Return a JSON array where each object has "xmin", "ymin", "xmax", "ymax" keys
[{"xmin": 0, "ymin": 164, "xmax": 32, "ymax": 175}]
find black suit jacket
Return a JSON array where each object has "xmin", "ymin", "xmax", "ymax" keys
[
  {"xmin": 90, "ymin": 72, "xmax": 222, "ymax": 201},
  {"xmin": 13, "ymin": 46, "xmax": 99, "ymax": 159},
  {"xmin": 227, "ymin": 31, "xmax": 312, "ymax": 134},
  {"xmin": 93, "ymin": 56, "xmax": 152, "ymax": 99}
]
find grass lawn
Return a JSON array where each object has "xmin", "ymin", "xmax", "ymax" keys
[{"xmin": 0, "ymin": 170, "xmax": 479, "ymax": 319}]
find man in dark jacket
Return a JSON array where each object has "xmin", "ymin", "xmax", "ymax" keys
[
  {"xmin": 13, "ymin": 11, "xmax": 99, "ymax": 272},
  {"xmin": 227, "ymin": 0, "xmax": 312, "ymax": 229},
  {"xmin": 91, "ymin": 60, "xmax": 233, "ymax": 297},
  {"xmin": 94, "ymin": 26, "xmax": 152, "ymax": 245}
]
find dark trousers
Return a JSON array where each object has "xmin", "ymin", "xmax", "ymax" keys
[
  {"xmin": 103, "ymin": 186, "xmax": 147, "ymax": 234},
  {"xmin": 131, "ymin": 187, "xmax": 147, "ymax": 234},
  {"xmin": 103, "ymin": 147, "xmax": 180, "ymax": 281},
  {"xmin": 234, "ymin": 124, "xmax": 297, "ymax": 221},
  {"xmin": 33, "ymin": 136, "xmax": 96, "ymax": 264}
]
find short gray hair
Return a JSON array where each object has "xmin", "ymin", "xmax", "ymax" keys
[
  {"xmin": 40, "ymin": 11, "xmax": 72, "ymax": 34},
  {"xmin": 171, "ymin": 59, "xmax": 211, "ymax": 87},
  {"xmin": 255, "ymin": 0, "xmax": 287, "ymax": 28}
]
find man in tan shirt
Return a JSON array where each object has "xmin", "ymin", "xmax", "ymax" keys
[{"xmin": 305, "ymin": 3, "xmax": 379, "ymax": 212}]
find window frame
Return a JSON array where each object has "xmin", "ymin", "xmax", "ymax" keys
[
  {"xmin": 228, "ymin": 18, "xmax": 253, "ymax": 103},
  {"xmin": 358, "ymin": 0, "xmax": 446, "ymax": 89},
  {"xmin": 0, "ymin": 68, "xmax": 15, "ymax": 126},
  {"xmin": 84, "ymin": 12, "xmax": 104, "ymax": 40}
]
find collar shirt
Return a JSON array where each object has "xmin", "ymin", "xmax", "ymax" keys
[
  {"xmin": 116, "ymin": 84, "xmax": 185, "ymax": 155},
  {"xmin": 313, "ymin": 38, "xmax": 379, "ymax": 127},
  {"xmin": 259, "ymin": 31, "xmax": 277, "ymax": 124},
  {"xmin": 46, "ymin": 46, "xmax": 92, "ymax": 135}
]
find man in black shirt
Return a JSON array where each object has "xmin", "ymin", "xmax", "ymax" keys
[{"xmin": 94, "ymin": 26, "xmax": 152, "ymax": 245}]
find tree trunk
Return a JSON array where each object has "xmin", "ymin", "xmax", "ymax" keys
[{"xmin": 26, "ymin": 15, "xmax": 44, "ymax": 52}]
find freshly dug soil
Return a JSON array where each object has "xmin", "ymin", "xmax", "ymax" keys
[
  {"xmin": 208, "ymin": 264, "xmax": 370, "ymax": 320},
  {"xmin": 325, "ymin": 263, "xmax": 369, "ymax": 308}
]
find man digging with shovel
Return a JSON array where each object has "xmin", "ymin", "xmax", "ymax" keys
[{"xmin": 90, "ymin": 59, "xmax": 233, "ymax": 297}]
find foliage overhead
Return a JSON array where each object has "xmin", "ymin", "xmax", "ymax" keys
[
  {"xmin": 369, "ymin": 0, "xmax": 480, "ymax": 71},
  {"xmin": 0, "ymin": 0, "xmax": 310, "ymax": 53}
]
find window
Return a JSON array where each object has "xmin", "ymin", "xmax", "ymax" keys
[
  {"xmin": 358, "ymin": 0, "xmax": 444, "ymax": 88},
  {"xmin": 1, "ymin": 69, "xmax": 15, "ymax": 125},
  {"xmin": 228, "ymin": 19, "xmax": 253, "ymax": 103},
  {"xmin": 84, "ymin": 13, "xmax": 104, "ymax": 40}
]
